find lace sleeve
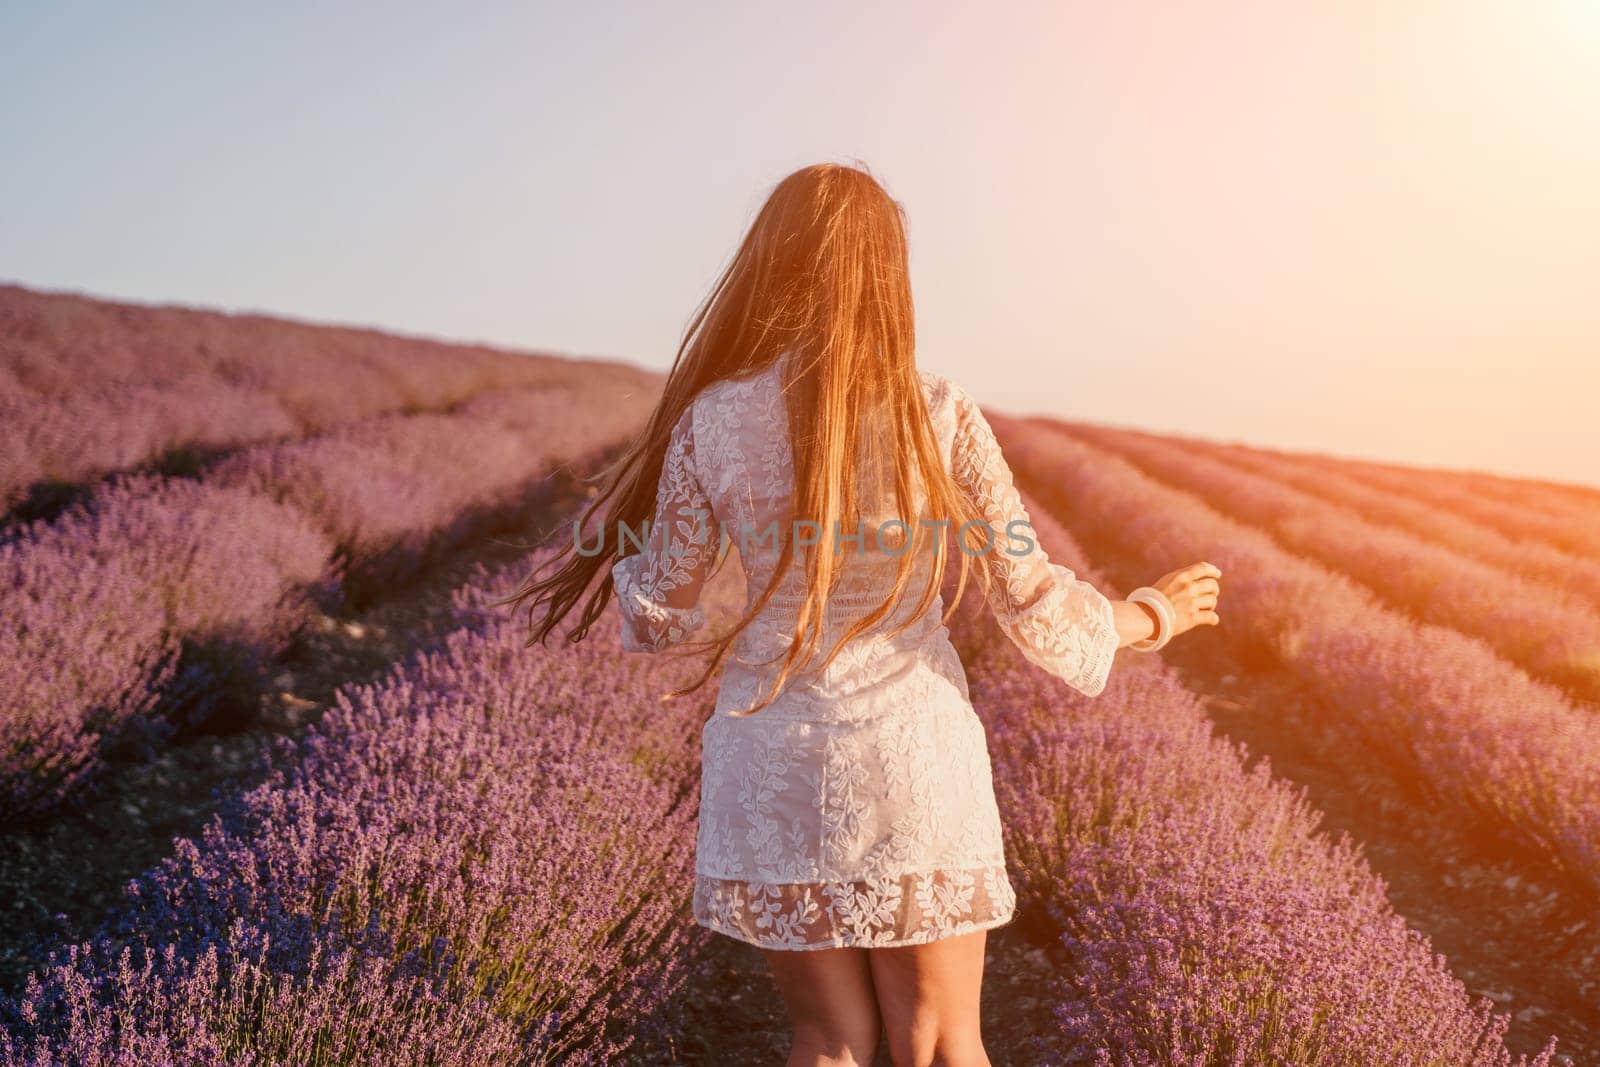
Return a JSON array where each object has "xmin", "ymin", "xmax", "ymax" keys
[
  {"xmin": 610, "ymin": 405, "xmax": 717, "ymax": 653},
  {"xmin": 947, "ymin": 383, "xmax": 1120, "ymax": 696}
]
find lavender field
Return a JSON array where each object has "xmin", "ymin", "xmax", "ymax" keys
[{"xmin": 2, "ymin": 285, "xmax": 1594, "ymax": 1064}]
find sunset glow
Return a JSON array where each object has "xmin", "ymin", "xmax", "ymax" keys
[{"xmin": 1, "ymin": 2, "xmax": 1595, "ymax": 486}]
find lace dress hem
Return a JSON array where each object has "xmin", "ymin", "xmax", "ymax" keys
[{"xmin": 692, "ymin": 865, "xmax": 1018, "ymax": 952}]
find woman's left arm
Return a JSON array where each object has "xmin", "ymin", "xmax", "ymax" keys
[{"xmin": 610, "ymin": 405, "xmax": 719, "ymax": 653}]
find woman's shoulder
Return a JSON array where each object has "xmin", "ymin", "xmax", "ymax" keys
[
  {"xmin": 917, "ymin": 367, "xmax": 949, "ymax": 395},
  {"xmin": 916, "ymin": 367, "xmax": 978, "ymax": 419},
  {"xmin": 686, "ymin": 362, "xmax": 766, "ymax": 418},
  {"xmin": 916, "ymin": 369, "xmax": 981, "ymax": 466},
  {"xmin": 699, "ymin": 356, "xmax": 784, "ymax": 401}
]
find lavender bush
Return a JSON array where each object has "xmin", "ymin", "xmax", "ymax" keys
[
  {"xmin": 0, "ymin": 283, "xmax": 662, "ymax": 516},
  {"xmin": 1326, "ymin": 448, "xmax": 1600, "ymax": 563},
  {"xmin": 945, "ymin": 487, "xmax": 1557, "ymax": 1065},
  {"xmin": 1360, "ymin": 456, "xmax": 1600, "ymax": 528},
  {"xmin": 0, "ymin": 377, "xmax": 298, "ymax": 520},
  {"xmin": 997, "ymin": 417, "xmax": 1600, "ymax": 899},
  {"xmin": 208, "ymin": 380, "xmax": 656, "ymax": 600},
  {"xmin": 3, "ymin": 369, "xmax": 657, "ymax": 818},
  {"xmin": 1166, "ymin": 434, "xmax": 1600, "ymax": 616},
  {"xmin": 0, "ymin": 545, "xmax": 749, "ymax": 1063},
  {"xmin": 1069, "ymin": 423, "xmax": 1600, "ymax": 701},
  {"xmin": 1, "ymin": 474, "xmax": 337, "ymax": 818}
]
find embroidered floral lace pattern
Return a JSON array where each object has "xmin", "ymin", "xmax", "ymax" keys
[
  {"xmin": 611, "ymin": 405, "xmax": 714, "ymax": 654},
  {"xmin": 611, "ymin": 355, "xmax": 1120, "ymax": 950}
]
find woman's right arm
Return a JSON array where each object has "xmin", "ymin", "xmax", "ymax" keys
[
  {"xmin": 945, "ymin": 381, "xmax": 1120, "ymax": 695},
  {"xmin": 1118, "ymin": 598, "xmax": 1164, "ymax": 646}
]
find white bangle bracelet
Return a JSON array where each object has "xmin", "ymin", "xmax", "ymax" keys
[{"xmin": 1127, "ymin": 586, "xmax": 1175, "ymax": 652}]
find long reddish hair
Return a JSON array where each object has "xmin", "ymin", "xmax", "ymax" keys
[{"xmin": 494, "ymin": 160, "xmax": 994, "ymax": 715}]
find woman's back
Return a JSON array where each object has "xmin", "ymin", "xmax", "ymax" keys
[
  {"xmin": 642, "ymin": 351, "xmax": 1120, "ymax": 720},
  {"xmin": 687, "ymin": 353, "xmax": 963, "ymax": 714}
]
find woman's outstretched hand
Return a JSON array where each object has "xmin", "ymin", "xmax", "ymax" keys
[{"xmin": 1152, "ymin": 561, "xmax": 1222, "ymax": 638}]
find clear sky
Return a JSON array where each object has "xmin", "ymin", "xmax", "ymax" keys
[{"xmin": 3, "ymin": 2, "xmax": 1596, "ymax": 487}]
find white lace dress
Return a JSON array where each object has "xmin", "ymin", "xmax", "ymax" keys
[{"xmin": 610, "ymin": 356, "xmax": 1121, "ymax": 951}]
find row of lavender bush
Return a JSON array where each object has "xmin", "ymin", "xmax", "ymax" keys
[
  {"xmin": 1347, "ymin": 453, "xmax": 1600, "ymax": 529},
  {"xmin": 946, "ymin": 486, "xmax": 1556, "ymax": 1065},
  {"xmin": 206, "ymin": 380, "xmax": 655, "ymax": 600},
  {"xmin": 1158, "ymin": 432, "xmax": 1600, "ymax": 616},
  {"xmin": 1319, "ymin": 445, "xmax": 1600, "ymax": 563},
  {"xmin": 0, "ymin": 544, "xmax": 746, "ymax": 1064},
  {"xmin": 0, "ymin": 283, "xmax": 655, "ymax": 517},
  {"xmin": 997, "ymin": 416, "xmax": 1600, "ymax": 900},
  {"xmin": 1, "ymin": 477, "xmax": 337, "ymax": 818},
  {"xmin": 1067, "ymin": 423, "xmax": 1600, "ymax": 703},
  {"xmin": 0, "ymin": 378, "xmax": 657, "ymax": 820},
  {"xmin": 1458, "ymin": 474, "xmax": 1600, "ymax": 529}
]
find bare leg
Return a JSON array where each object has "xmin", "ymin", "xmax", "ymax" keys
[
  {"xmin": 867, "ymin": 928, "xmax": 990, "ymax": 1067},
  {"xmin": 762, "ymin": 944, "xmax": 882, "ymax": 1067}
]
